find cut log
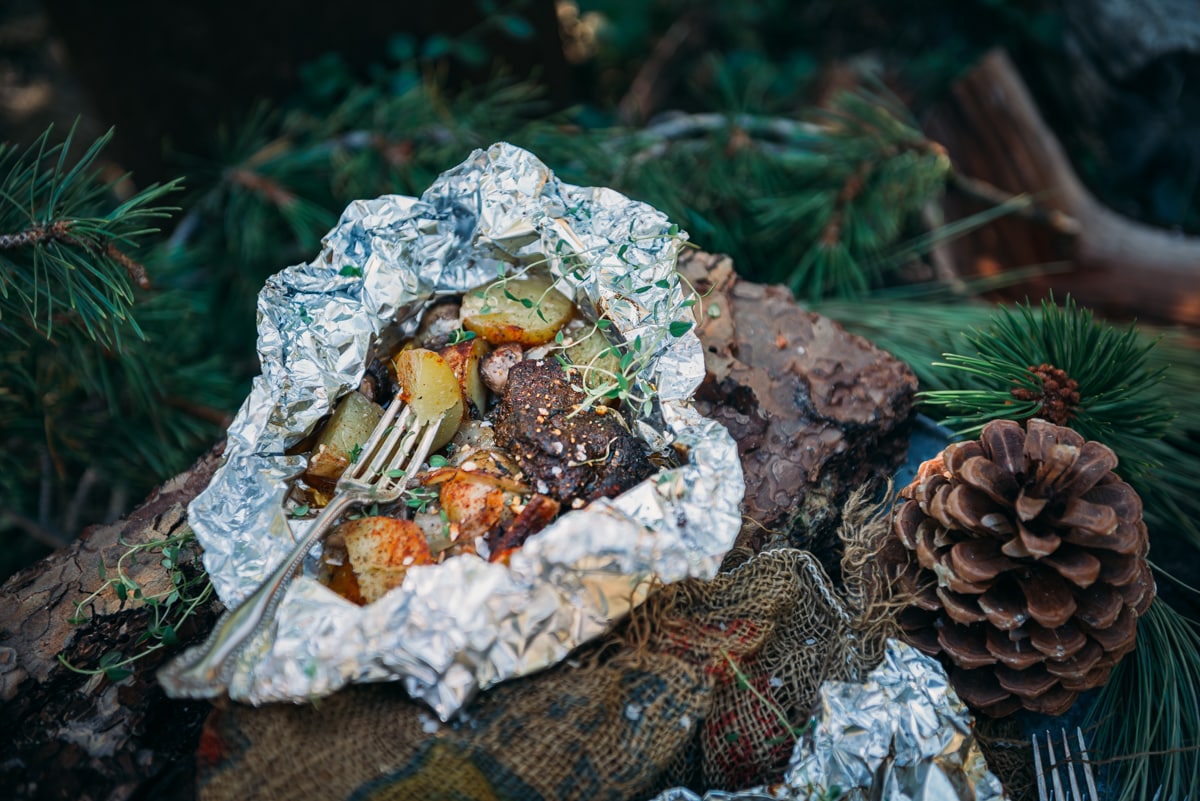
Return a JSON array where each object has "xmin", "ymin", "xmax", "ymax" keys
[
  {"xmin": 680, "ymin": 250, "xmax": 916, "ymax": 574},
  {"xmin": 0, "ymin": 445, "xmax": 225, "ymax": 801}
]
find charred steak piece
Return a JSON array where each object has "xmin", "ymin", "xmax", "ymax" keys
[{"xmin": 492, "ymin": 359, "xmax": 653, "ymax": 505}]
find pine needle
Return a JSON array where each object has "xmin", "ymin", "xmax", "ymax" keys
[
  {"xmin": 1084, "ymin": 600, "xmax": 1200, "ymax": 801},
  {"xmin": 0, "ymin": 124, "xmax": 180, "ymax": 350},
  {"xmin": 918, "ymin": 294, "xmax": 1173, "ymax": 480}
]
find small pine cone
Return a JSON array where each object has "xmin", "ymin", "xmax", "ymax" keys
[{"xmin": 884, "ymin": 418, "xmax": 1154, "ymax": 717}]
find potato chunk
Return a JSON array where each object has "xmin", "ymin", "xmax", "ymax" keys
[
  {"xmin": 563, "ymin": 320, "xmax": 622, "ymax": 393},
  {"xmin": 438, "ymin": 337, "xmax": 491, "ymax": 416},
  {"xmin": 339, "ymin": 516, "xmax": 433, "ymax": 603},
  {"xmin": 392, "ymin": 348, "xmax": 465, "ymax": 451},
  {"xmin": 460, "ymin": 271, "xmax": 574, "ymax": 346},
  {"xmin": 305, "ymin": 391, "xmax": 384, "ymax": 485},
  {"xmin": 441, "ymin": 477, "xmax": 505, "ymax": 542}
]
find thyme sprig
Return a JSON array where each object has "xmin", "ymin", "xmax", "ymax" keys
[{"xmin": 58, "ymin": 527, "xmax": 212, "ymax": 681}]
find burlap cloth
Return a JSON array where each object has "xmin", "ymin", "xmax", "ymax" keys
[{"xmin": 197, "ymin": 493, "xmax": 897, "ymax": 801}]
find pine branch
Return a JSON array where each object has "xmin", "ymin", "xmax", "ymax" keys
[
  {"xmin": 821, "ymin": 288, "xmax": 1200, "ymax": 548},
  {"xmin": 580, "ymin": 88, "xmax": 960, "ymax": 300},
  {"xmin": 919, "ymin": 295, "xmax": 1174, "ymax": 479},
  {"xmin": 0, "ymin": 124, "xmax": 180, "ymax": 350}
]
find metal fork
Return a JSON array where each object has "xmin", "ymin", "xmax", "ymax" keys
[
  {"xmin": 1033, "ymin": 727, "xmax": 1101, "ymax": 801},
  {"xmin": 158, "ymin": 393, "xmax": 442, "ymax": 698}
]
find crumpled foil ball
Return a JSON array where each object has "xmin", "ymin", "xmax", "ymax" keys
[{"xmin": 653, "ymin": 639, "xmax": 1008, "ymax": 801}]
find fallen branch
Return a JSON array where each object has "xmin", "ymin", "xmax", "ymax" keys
[{"xmin": 927, "ymin": 49, "xmax": 1200, "ymax": 325}]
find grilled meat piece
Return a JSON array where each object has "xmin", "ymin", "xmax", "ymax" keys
[{"xmin": 492, "ymin": 359, "xmax": 653, "ymax": 505}]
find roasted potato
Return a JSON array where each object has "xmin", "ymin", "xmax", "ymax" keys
[
  {"xmin": 440, "ymin": 477, "xmax": 505, "ymax": 542},
  {"xmin": 393, "ymin": 348, "xmax": 465, "ymax": 451},
  {"xmin": 563, "ymin": 320, "xmax": 622, "ymax": 393},
  {"xmin": 439, "ymin": 337, "xmax": 491, "ymax": 416},
  {"xmin": 339, "ymin": 516, "xmax": 433, "ymax": 603},
  {"xmin": 305, "ymin": 391, "xmax": 384, "ymax": 484},
  {"xmin": 460, "ymin": 271, "xmax": 574, "ymax": 346}
]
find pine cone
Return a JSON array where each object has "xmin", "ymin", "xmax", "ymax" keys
[{"xmin": 884, "ymin": 418, "xmax": 1154, "ymax": 717}]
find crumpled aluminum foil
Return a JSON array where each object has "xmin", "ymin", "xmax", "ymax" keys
[
  {"xmin": 652, "ymin": 639, "xmax": 1008, "ymax": 801},
  {"xmin": 164, "ymin": 143, "xmax": 743, "ymax": 720}
]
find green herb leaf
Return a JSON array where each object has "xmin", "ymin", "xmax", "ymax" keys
[
  {"xmin": 428, "ymin": 454, "xmax": 449, "ymax": 468},
  {"xmin": 339, "ymin": 264, "xmax": 363, "ymax": 277},
  {"xmin": 159, "ymin": 624, "xmax": 180, "ymax": 647},
  {"xmin": 292, "ymin": 504, "xmax": 310, "ymax": 517},
  {"xmin": 669, "ymin": 320, "xmax": 693, "ymax": 337}
]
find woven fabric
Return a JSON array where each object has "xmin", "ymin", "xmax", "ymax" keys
[{"xmin": 198, "ymin": 499, "xmax": 894, "ymax": 801}]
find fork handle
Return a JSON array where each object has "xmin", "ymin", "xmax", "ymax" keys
[{"xmin": 157, "ymin": 493, "xmax": 356, "ymax": 697}]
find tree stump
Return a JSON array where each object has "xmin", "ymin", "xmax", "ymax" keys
[{"xmin": 0, "ymin": 251, "xmax": 916, "ymax": 801}]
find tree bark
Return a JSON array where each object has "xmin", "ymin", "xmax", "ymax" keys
[{"xmin": 0, "ymin": 252, "xmax": 916, "ymax": 801}]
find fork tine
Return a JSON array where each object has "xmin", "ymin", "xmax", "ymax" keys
[
  {"xmin": 1048, "ymin": 731, "xmax": 1067, "ymax": 801},
  {"xmin": 360, "ymin": 404, "xmax": 417, "ymax": 478},
  {"xmin": 1062, "ymin": 727, "xmax": 1084, "ymax": 801},
  {"xmin": 1075, "ymin": 726, "xmax": 1099, "ymax": 801},
  {"xmin": 376, "ymin": 420, "xmax": 440, "ymax": 496},
  {"xmin": 1034, "ymin": 732, "xmax": 1050, "ymax": 801},
  {"xmin": 350, "ymin": 399, "xmax": 412, "ymax": 479}
]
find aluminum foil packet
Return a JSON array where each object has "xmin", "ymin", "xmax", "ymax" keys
[
  {"xmin": 161, "ymin": 143, "xmax": 743, "ymax": 720},
  {"xmin": 653, "ymin": 639, "xmax": 1007, "ymax": 801}
]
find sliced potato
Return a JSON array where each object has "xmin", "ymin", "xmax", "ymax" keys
[
  {"xmin": 440, "ymin": 478, "xmax": 505, "ymax": 542},
  {"xmin": 563, "ymin": 321, "xmax": 622, "ymax": 393},
  {"xmin": 460, "ymin": 271, "xmax": 574, "ymax": 346},
  {"xmin": 305, "ymin": 391, "xmax": 384, "ymax": 484},
  {"xmin": 393, "ymin": 348, "xmax": 465, "ymax": 451},
  {"xmin": 339, "ymin": 516, "xmax": 433, "ymax": 603},
  {"xmin": 439, "ymin": 337, "xmax": 491, "ymax": 416}
]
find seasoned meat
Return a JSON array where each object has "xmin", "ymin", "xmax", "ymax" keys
[
  {"xmin": 480, "ymin": 342, "xmax": 524, "ymax": 395},
  {"xmin": 488, "ymin": 494, "xmax": 561, "ymax": 560},
  {"xmin": 492, "ymin": 359, "xmax": 653, "ymax": 505}
]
